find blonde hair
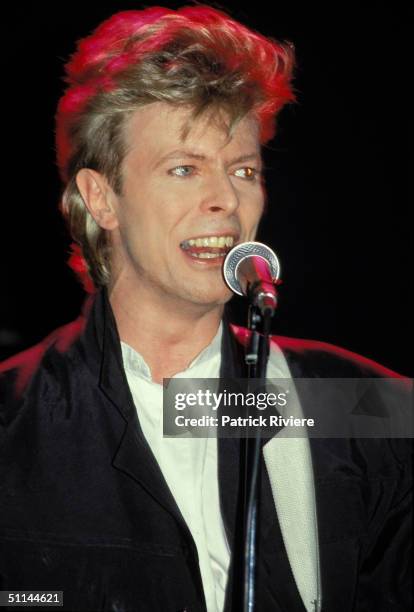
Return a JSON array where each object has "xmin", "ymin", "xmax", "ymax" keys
[{"xmin": 56, "ymin": 6, "xmax": 295, "ymax": 289}]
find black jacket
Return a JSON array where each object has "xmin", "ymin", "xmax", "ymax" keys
[{"xmin": 0, "ymin": 290, "xmax": 412, "ymax": 611}]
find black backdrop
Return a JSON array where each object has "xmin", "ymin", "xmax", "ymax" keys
[{"xmin": 0, "ymin": 1, "xmax": 412, "ymax": 375}]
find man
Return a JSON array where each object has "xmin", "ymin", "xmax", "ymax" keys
[{"xmin": 0, "ymin": 6, "xmax": 411, "ymax": 612}]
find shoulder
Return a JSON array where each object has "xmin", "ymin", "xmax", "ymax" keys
[
  {"xmin": 0, "ymin": 316, "xmax": 87, "ymax": 429},
  {"xmin": 273, "ymin": 335, "xmax": 405, "ymax": 378}
]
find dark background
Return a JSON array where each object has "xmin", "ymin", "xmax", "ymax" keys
[{"xmin": 0, "ymin": 1, "xmax": 412, "ymax": 375}]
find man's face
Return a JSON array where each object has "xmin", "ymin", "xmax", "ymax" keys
[{"xmin": 109, "ymin": 102, "xmax": 265, "ymax": 308}]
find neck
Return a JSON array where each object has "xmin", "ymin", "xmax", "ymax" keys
[{"xmin": 109, "ymin": 282, "xmax": 224, "ymax": 384}]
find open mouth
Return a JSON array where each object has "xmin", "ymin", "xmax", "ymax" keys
[{"xmin": 179, "ymin": 235, "xmax": 236, "ymax": 260}]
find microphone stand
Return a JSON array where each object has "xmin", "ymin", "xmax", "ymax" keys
[{"xmin": 240, "ymin": 304, "xmax": 272, "ymax": 612}]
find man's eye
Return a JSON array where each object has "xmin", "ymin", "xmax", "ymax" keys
[
  {"xmin": 169, "ymin": 165, "xmax": 195, "ymax": 177},
  {"xmin": 234, "ymin": 167, "xmax": 259, "ymax": 180}
]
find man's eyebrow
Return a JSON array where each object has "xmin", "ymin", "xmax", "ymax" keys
[{"xmin": 153, "ymin": 149, "xmax": 262, "ymax": 169}]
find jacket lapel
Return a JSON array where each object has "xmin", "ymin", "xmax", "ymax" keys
[
  {"xmin": 262, "ymin": 436, "xmax": 320, "ymax": 612},
  {"xmin": 86, "ymin": 289, "xmax": 200, "ymax": 550},
  {"xmin": 263, "ymin": 345, "xmax": 321, "ymax": 612}
]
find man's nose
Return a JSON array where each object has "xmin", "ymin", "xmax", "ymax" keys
[{"xmin": 199, "ymin": 172, "xmax": 239, "ymax": 215}]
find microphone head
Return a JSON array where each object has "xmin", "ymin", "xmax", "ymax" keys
[{"xmin": 222, "ymin": 241, "xmax": 281, "ymax": 296}]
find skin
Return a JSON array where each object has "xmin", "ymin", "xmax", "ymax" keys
[{"xmin": 76, "ymin": 102, "xmax": 265, "ymax": 382}]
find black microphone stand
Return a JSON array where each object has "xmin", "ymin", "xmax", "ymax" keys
[{"xmin": 239, "ymin": 304, "xmax": 273, "ymax": 612}]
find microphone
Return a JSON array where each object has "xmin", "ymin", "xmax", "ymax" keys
[{"xmin": 222, "ymin": 241, "xmax": 280, "ymax": 316}]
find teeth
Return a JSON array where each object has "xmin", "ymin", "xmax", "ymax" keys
[
  {"xmin": 180, "ymin": 236, "xmax": 235, "ymax": 250},
  {"xmin": 189, "ymin": 252, "xmax": 226, "ymax": 259}
]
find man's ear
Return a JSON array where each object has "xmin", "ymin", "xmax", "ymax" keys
[{"xmin": 75, "ymin": 168, "xmax": 119, "ymax": 230}]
